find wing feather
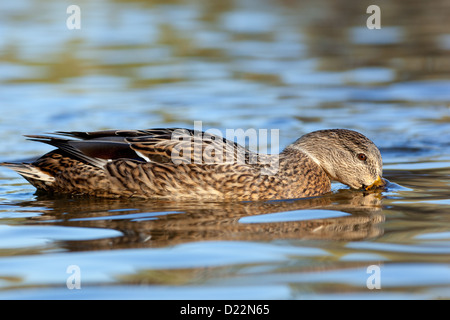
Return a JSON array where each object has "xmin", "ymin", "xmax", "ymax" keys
[
  {"xmin": 126, "ymin": 128, "xmax": 256, "ymax": 165},
  {"xmin": 24, "ymin": 128, "xmax": 258, "ymax": 167}
]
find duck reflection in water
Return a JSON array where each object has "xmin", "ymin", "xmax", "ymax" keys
[{"xmin": 19, "ymin": 187, "xmax": 385, "ymax": 251}]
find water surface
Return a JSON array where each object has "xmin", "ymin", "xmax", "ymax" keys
[{"xmin": 0, "ymin": 0, "xmax": 449, "ymax": 300}]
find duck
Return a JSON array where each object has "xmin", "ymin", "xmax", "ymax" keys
[{"xmin": 1, "ymin": 128, "xmax": 385, "ymax": 201}]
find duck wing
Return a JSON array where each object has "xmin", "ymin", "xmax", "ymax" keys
[
  {"xmin": 26, "ymin": 128, "xmax": 256, "ymax": 167},
  {"xmin": 125, "ymin": 128, "xmax": 256, "ymax": 165}
]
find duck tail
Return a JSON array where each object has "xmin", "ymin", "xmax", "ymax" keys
[{"xmin": 1, "ymin": 162, "xmax": 55, "ymax": 189}]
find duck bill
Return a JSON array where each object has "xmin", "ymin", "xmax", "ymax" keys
[{"xmin": 365, "ymin": 176, "xmax": 386, "ymax": 190}]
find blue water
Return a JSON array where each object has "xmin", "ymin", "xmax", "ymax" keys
[{"xmin": 0, "ymin": 0, "xmax": 449, "ymax": 300}]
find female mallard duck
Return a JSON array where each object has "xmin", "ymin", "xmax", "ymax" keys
[{"xmin": 1, "ymin": 128, "xmax": 385, "ymax": 201}]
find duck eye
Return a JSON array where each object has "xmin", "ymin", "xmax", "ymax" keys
[{"xmin": 357, "ymin": 153, "xmax": 367, "ymax": 161}]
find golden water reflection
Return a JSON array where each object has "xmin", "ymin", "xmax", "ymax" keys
[{"xmin": 2, "ymin": 0, "xmax": 450, "ymax": 86}]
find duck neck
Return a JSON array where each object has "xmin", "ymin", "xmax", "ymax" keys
[{"xmin": 277, "ymin": 147, "xmax": 332, "ymax": 197}]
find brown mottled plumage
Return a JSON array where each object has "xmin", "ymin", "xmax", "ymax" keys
[{"xmin": 1, "ymin": 128, "xmax": 385, "ymax": 201}]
